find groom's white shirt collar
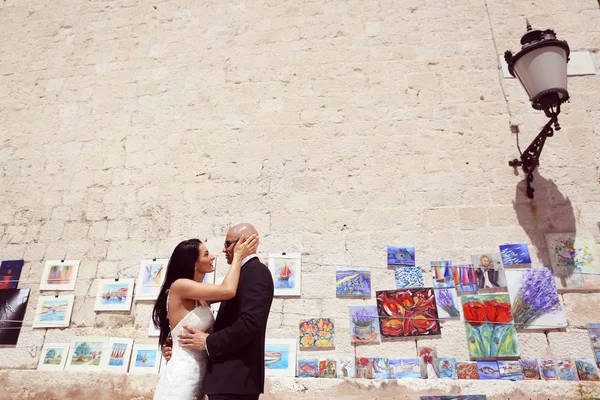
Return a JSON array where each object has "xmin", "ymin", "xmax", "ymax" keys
[{"xmin": 241, "ymin": 254, "xmax": 257, "ymax": 266}]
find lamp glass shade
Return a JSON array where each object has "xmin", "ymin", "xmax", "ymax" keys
[{"xmin": 512, "ymin": 45, "xmax": 568, "ymax": 103}]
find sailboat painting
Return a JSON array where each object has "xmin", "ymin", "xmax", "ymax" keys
[
  {"xmin": 264, "ymin": 339, "xmax": 297, "ymax": 377},
  {"xmin": 268, "ymin": 253, "xmax": 301, "ymax": 296},
  {"xmin": 101, "ymin": 338, "xmax": 133, "ymax": 372}
]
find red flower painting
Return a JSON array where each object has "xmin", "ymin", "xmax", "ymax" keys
[{"xmin": 376, "ymin": 288, "xmax": 440, "ymax": 338}]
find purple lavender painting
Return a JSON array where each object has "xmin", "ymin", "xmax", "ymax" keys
[{"xmin": 434, "ymin": 288, "xmax": 460, "ymax": 319}]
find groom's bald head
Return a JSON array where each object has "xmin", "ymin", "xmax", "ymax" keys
[{"xmin": 223, "ymin": 223, "xmax": 259, "ymax": 264}]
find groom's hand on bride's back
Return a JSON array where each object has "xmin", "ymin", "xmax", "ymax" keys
[{"xmin": 161, "ymin": 336, "xmax": 173, "ymax": 362}]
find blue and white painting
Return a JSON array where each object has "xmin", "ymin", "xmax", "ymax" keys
[
  {"xmin": 431, "ymin": 260, "xmax": 454, "ymax": 288},
  {"xmin": 499, "ymin": 243, "xmax": 532, "ymax": 268},
  {"xmin": 387, "ymin": 246, "xmax": 415, "ymax": 267},
  {"xmin": 388, "ymin": 359, "xmax": 420, "ymax": 378},
  {"xmin": 264, "ymin": 343, "xmax": 289, "ymax": 370},
  {"xmin": 438, "ymin": 357, "xmax": 458, "ymax": 379},
  {"xmin": 372, "ymin": 358, "xmax": 389, "ymax": 379},
  {"xmin": 134, "ymin": 349, "xmax": 157, "ymax": 368},
  {"xmin": 394, "ymin": 267, "xmax": 424, "ymax": 289},
  {"xmin": 477, "ymin": 361, "xmax": 500, "ymax": 380},
  {"xmin": 336, "ymin": 269, "xmax": 371, "ymax": 297}
]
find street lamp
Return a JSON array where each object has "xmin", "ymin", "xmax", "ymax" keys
[{"xmin": 504, "ymin": 20, "xmax": 570, "ymax": 199}]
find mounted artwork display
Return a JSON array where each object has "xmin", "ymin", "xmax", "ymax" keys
[
  {"xmin": 499, "ymin": 243, "xmax": 532, "ymax": 268},
  {"xmin": 556, "ymin": 359, "xmax": 579, "ymax": 381},
  {"xmin": 37, "ymin": 343, "xmax": 70, "ymax": 371},
  {"xmin": 520, "ymin": 358, "xmax": 540, "ymax": 380},
  {"xmin": 434, "ymin": 288, "xmax": 460, "ymax": 319},
  {"xmin": 376, "ymin": 288, "xmax": 440, "ymax": 338},
  {"xmin": 129, "ymin": 344, "xmax": 161, "ymax": 374},
  {"xmin": 438, "ymin": 357, "xmax": 458, "ymax": 379},
  {"xmin": 94, "ymin": 279, "xmax": 135, "ymax": 311},
  {"xmin": 387, "ymin": 246, "xmax": 415, "ymax": 267},
  {"xmin": 371, "ymin": 358, "xmax": 389, "ymax": 379},
  {"xmin": 319, "ymin": 359, "xmax": 337, "ymax": 378},
  {"xmin": 588, "ymin": 323, "xmax": 600, "ymax": 366},
  {"xmin": 335, "ymin": 268, "xmax": 371, "ymax": 297},
  {"xmin": 297, "ymin": 359, "xmax": 319, "ymax": 378},
  {"xmin": 457, "ymin": 361, "xmax": 480, "ymax": 379},
  {"xmin": 338, "ymin": 357, "xmax": 355, "ymax": 378},
  {"xmin": 268, "ymin": 253, "xmax": 301, "ymax": 297},
  {"xmin": 395, "ymin": 266, "xmax": 424, "ymax": 289},
  {"xmin": 299, "ymin": 318, "xmax": 334, "ymax": 349},
  {"xmin": 461, "ymin": 294, "xmax": 519, "ymax": 359},
  {"xmin": 264, "ymin": 339, "xmax": 297, "ymax": 377},
  {"xmin": 355, "ymin": 357, "xmax": 373, "ymax": 379},
  {"xmin": 470, "ymin": 253, "xmax": 507, "ymax": 292},
  {"xmin": 419, "ymin": 346, "xmax": 440, "ymax": 379},
  {"xmin": 538, "ymin": 359, "xmax": 558, "ymax": 380},
  {"xmin": 388, "ymin": 359, "xmax": 420, "ymax": 378},
  {"xmin": 505, "ymin": 268, "xmax": 566, "ymax": 330},
  {"xmin": 148, "ymin": 316, "xmax": 160, "ymax": 337},
  {"xmin": 545, "ymin": 232, "xmax": 600, "ymax": 291},
  {"xmin": 101, "ymin": 337, "xmax": 134, "ymax": 373},
  {"xmin": 0, "ymin": 260, "xmax": 24, "ymax": 289},
  {"xmin": 498, "ymin": 361, "xmax": 524, "ymax": 380},
  {"xmin": 0, "ymin": 288, "xmax": 30, "ymax": 345},
  {"xmin": 135, "ymin": 259, "xmax": 168, "ymax": 300},
  {"xmin": 575, "ymin": 359, "xmax": 600, "ymax": 381},
  {"xmin": 477, "ymin": 361, "xmax": 500, "ymax": 380},
  {"xmin": 65, "ymin": 336, "xmax": 108, "ymax": 371},
  {"xmin": 32, "ymin": 294, "xmax": 74, "ymax": 328},
  {"xmin": 349, "ymin": 306, "xmax": 380, "ymax": 344},
  {"xmin": 431, "ymin": 260, "xmax": 454, "ymax": 289},
  {"xmin": 39, "ymin": 260, "xmax": 80, "ymax": 291},
  {"xmin": 453, "ymin": 264, "xmax": 478, "ymax": 294}
]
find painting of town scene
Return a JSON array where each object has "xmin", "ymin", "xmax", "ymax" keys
[{"xmin": 95, "ymin": 279, "xmax": 134, "ymax": 311}]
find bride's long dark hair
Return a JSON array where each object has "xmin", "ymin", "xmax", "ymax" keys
[{"xmin": 152, "ymin": 238, "xmax": 202, "ymax": 347}]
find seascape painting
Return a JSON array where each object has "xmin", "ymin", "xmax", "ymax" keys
[
  {"xmin": 388, "ymin": 359, "xmax": 420, "ymax": 378},
  {"xmin": 264, "ymin": 339, "xmax": 296, "ymax": 377},
  {"xmin": 336, "ymin": 268, "xmax": 371, "ymax": 297},
  {"xmin": 33, "ymin": 295, "xmax": 74, "ymax": 328},
  {"xmin": 0, "ymin": 260, "xmax": 23, "ymax": 289},
  {"xmin": 129, "ymin": 344, "xmax": 161, "ymax": 374},
  {"xmin": 395, "ymin": 266, "xmax": 424, "ymax": 289},
  {"xmin": 387, "ymin": 246, "xmax": 415, "ymax": 267},
  {"xmin": 545, "ymin": 232, "xmax": 600, "ymax": 291},
  {"xmin": 376, "ymin": 288, "xmax": 440, "ymax": 338},
  {"xmin": 268, "ymin": 253, "xmax": 301, "ymax": 296},
  {"xmin": 499, "ymin": 244, "xmax": 532, "ymax": 268},
  {"xmin": 102, "ymin": 338, "xmax": 133, "ymax": 372},
  {"xmin": 94, "ymin": 279, "xmax": 134, "ymax": 311}
]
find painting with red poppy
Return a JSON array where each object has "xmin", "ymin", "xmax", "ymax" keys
[
  {"xmin": 461, "ymin": 294, "xmax": 519, "ymax": 360},
  {"xmin": 375, "ymin": 288, "xmax": 440, "ymax": 338},
  {"xmin": 355, "ymin": 357, "xmax": 373, "ymax": 379}
]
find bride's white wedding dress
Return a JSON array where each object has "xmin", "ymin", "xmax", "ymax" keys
[{"xmin": 154, "ymin": 303, "xmax": 214, "ymax": 400}]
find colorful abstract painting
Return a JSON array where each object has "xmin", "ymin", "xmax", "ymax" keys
[
  {"xmin": 268, "ymin": 253, "xmax": 302, "ymax": 296},
  {"xmin": 135, "ymin": 259, "xmax": 168, "ymax": 300},
  {"xmin": 94, "ymin": 279, "xmax": 134, "ymax": 311},
  {"xmin": 556, "ymin": 359, "xmax": 579, "ymax": 381},
  {"xmin": 39, "ymin": 260, "xmax": 80, "ymax": 291},
  {"xmin": 431, "ymin": 260, "xmax": 454, "ymax": 289},
  {"xmin": 498, "ymin": 361, "xmax": 524, "ymax": 380},
  {"xmin": 461, "ymin": 294, "xmax": 519, "ymax": 359},
  {"xmin": 435, "ymin": 288, "xmax": 460, "ymax": 319},
  {"xmin": 419, "ymin": 346, "xmax": 440, "ymax": 379},
  {"xmin": 349, "ymin": 306, "xmax": 380, "ymax": 344},
  {"xmin": 395, "ymin": 266, "xmax": 424, "ymax": 289},
  {"xmin": 545, "ymin": 232, "xmax": 600, "ymax": 291},
  {"xmin": 520, "ymin": 358, "xmax": 540, "ymax": 380},
  {"xmin": 471, "ymin": 253, "xmax": 507, "ymax": 292},
  {"xmin": 388, "ymin": 359, "xmax": 420, "ymax": 378},
  {"xmin": 452, "ymin": 264, "xmax": 478, "ymax": 294},
  {"xmin": 0, "ymin": 288, "xmax": 29, "ymax": 345},
  {"xmin": 387, "ymin": 246, "xmax": 415, "ymax": 266},
  {"xmin": 372, "ymin": 358, "xmax": 389, "ymax": 379},
  {"xmin": 457, "ymin": 362, "xmax": 480, "ymax": 379},
  {"xmin": 265, "ymin": 339, "xmax": 297, "ymax": 377},
  {"xmin": 319, "ymin": 359, "xmax": 337, "ymax": 378},
  {"xmin": 297, "ymin": 359, "xmax": 319, "ymax": 377},
  {"xmin": 336, "ymin": 268, "xmax": 371, "ymax": 297},
  {"xmin": 376, "ymin": 288, "xmax": 440, "ymax": 338},
  {"xmin": 575, "ymin": 359, "xmax": 600, "ymax": 381},
  {"xmin": 505, "ymin": 268, "xmax": 566, "ymax": 330},
  {"xmin": 588, "ymin": 323, "xmax": 600, "ymax": 366},
  {"xmin": 538, "ymin": 359, "xmax": 558, "ymax": 380},
  {"xmin": 299, "ymin": 318, "xmax": 334, "ymax": 349},
  {"xmin": 499, "ymin": 243, "xmax": 532, "ymax": 268},
  {"xmin": 37, "ymin": 343, "xmax": 70, "ymax": 371},
  {"xmin": 32, "ymin": 295, "xmax": 74, "ymax": 328},
  {"xmin": 0, "ymin": 260, "xmax": 23, "ymax": 289},
  {"xmin": 337, "ymin": 357, "xmax": 355, "ymax": 378},
  {"xmin": 477, "ymin": 361, "xmax": 500, "ymax": 379},
  {"xmin": 438, "ymin": 357, "xmax": 458, "ymax": 379},
  {"xmin": 355, "ymin": 357, "xmax": 373, "ymax": 378}
]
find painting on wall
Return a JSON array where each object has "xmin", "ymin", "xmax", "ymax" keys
[
  {"xmin": 338, "ymin": 357, "xmax": 355, "ymax": 378},
  {"xmin": 438, "ymin": 357, "xmax": 458, "ymax": 380},
  {"xmin": 588, "ymin": 323, "xmax": 600, "ymax": 366},
  {"xmin": 32, "ymin": 294, "xmax": 75, "ymax": 328},
  {"xmin": 355, "ymin": 357, "xmax": 373, "ymax": 379},
  {"xmin": 135, "ymin": 259, "xmax": 168, "ymax": 300},
  {"xmin": 297, "ymin": 359, "xmax": 319, "ymax": 378},
  {"xmin": 419, "ymin": 346, "xmax": 440, "ymax": 379},
  {"xmin": 395, "ymin": 266, "xmax": 424, "ymax": 289},
  {"xmin": 0, "ymin": 260, "xmax": 24, "ymax": 289},
  {"xmin": 431, "ymin": 260, "xmax": 454, "ymax": 289},
  {"xmin": 457, "ymin": 362, "xmax": 480, "ymax": 379},
  {"xmin": 299, "ymin": 318, "xmax": 334, "ymax": 349},
  {"xmin": 538, "ymin": 359, "xmax": 558, "ymax": 380},
  {"xmin": 101, "ymin": 337, "xmax": 134, "ymax": 372},
  {"xmin": 461, "ymin": 294, "xmax": 519, "ymax": 359},
  {"xmin": 37, "ymin": 343, "xmax": 70, "ymax": 371},
  {"xmin": 435, "ymin": 288, "xmax": 460, "ymax": 319},
  {"xmin": 556, "ymin": 359, "xmax": 579, "ymax": 381},
  {"xmin": 388, "ymin": 359, "xmax": 420, "ymax": 379},
  {"xmin": 336, "ymin": 268, "xmax": 371, "ymax": 297},
  {"xmin": 545, "ymin": 232, "xmax": 600, "ymax": 291},
  {"xmin": 371, "ymin": 358, "xmax": 389, "ymax": 379},
  {"xmin": 575, "ymin": 359, "xmax": 600, "ymax": 381},
  {"xmin": 94, "ymin": 279, "xmax": 135, "ymax": 312},
  {"xmin": 39, "ymin": 260, "xmax": 80, "ymax": 291},
  {"xmin": 498, "ymin": 361, "xmax": 524, "ymax": 380},
  {"xmin": 471, "ymin": 253, "xmax": 507, "ymax": 292},
  {"xmin": 268, "ymin": 253, "xmax": 301, "ymax": 297},
  {"xmin": 0, "ymin": 288, "xmax": 30, "ymax": 345},
  {"xmin": 65, "ymin": 337, "xmax": 108, "ymax": 371},
  {"xmin": 129, "ymin": 344, "xmax": 161, "ymax": 374},
  {"xmin": 349, "ymin": 306, "xmax": 380, "ymax": 344},
  {"xmin": 499, "ymin": 244, "xmax": 532, "ymax": 268},
  {"xmin": 376, "ymin": 288, "xmax": 440, "ymax": 338},
  {"xmin": 452, "ymin": 264, "xmax": 478, "ymax": 294},
  {"xmin": 264, "ymin": 339, "xmax": 297, "ymax": 377},
  {"xmin": 520, "ymin": 358, "xmax": 540, "ymax": 380},
  {"xmin": 148, "ymin": 315, "xmax": 160, "ymax": 337},
  {"xmin": 387, "ymin": 246, "xmax": 415, "ymax": 267},
  {"xmin": 505, "ymin": 268, "xmax": 566, "ymax": 330},
  {"xmin": 477, "ymin": 361, "xmax": 500, "ymax": 380},
  {"xmin": 319, "ymin": 359, "xmax": 337, "ymax": 378}
]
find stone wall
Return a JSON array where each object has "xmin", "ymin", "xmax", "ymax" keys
[{"xmin": 1, "ymin": 0, "xmax": 599, "ymax": 398}]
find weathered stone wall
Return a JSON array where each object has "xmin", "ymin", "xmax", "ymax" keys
[{"xmin": 1, "ymin": 0, "xmax": 599, "ymax": 398}]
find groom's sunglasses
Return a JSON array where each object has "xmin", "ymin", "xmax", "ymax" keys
[{"xmin": 224, "ymin": 239, "xmax": 239, "ymax": 249}]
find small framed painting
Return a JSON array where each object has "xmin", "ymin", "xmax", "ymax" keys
[
  {"xmin": 65, "ymin": 336, "xmax": 108, "ymax": 372},
  {"xmin": 135, "ymin": 259, "xmax": 168, "ymax": 300},
  {"xmin": 129, "ymin": 344, "xmax": 161, "ymax": 374},
  {"xmin": 94, "ymin": 279, "xmax": 135, "ymax": 311},
  {"xmin": 101, "ymin": 337, "xmax": 134, "ymax": 373},
  {"xmin": 264, "ymin": 339, "xmax": 297, "ymax": 377},
  {"xmin": 0, "ymin": 259, "xmax": 24, "ymax": 289},
  {"xmin": 32, "ymin": 295, "xmax": 75, "ymax": 328},
  {"xmin": 37, "ymin": 342, "xmax": 70, "ymax": 371},
  {"xmin": 148, "ymin": 316, "xmax": 160, "ymax": 337},
  {"xmin": 268, "ymin": 253, "xmax": 301, "ymax": 297},
  {"xmin": 39, "ymin": 260, "xmax": 80, "ymax": 291}
]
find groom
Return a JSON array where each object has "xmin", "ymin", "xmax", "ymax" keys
[{"xmin": 163, "ymin": 223, "xmax": 274, "ymax": 400}]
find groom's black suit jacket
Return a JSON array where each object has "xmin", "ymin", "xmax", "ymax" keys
[{"xmin": 204, "ymin": 257, "xmax": 274, "ymax": 396}]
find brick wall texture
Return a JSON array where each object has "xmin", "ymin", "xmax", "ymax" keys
[{"xmin": 1, "ymin": 0, "xmax": 600, "ymax": 398}]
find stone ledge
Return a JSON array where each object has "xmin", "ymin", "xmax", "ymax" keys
[{"xmin": 1, "ymin": 370, "xmax": 599, "ymax": 400}]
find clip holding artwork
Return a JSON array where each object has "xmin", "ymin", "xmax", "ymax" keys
[{"xmin": 269, "ymin": 253, "xmax": 301, "ymax": 297}]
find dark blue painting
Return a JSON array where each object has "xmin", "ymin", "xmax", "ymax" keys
[
  {"xmin": 0, "ymin": 260, "xmax": 24, "ymax": 289},
  {"xmin": 387, "ymin": 246, "xmax": 415, "ymax": 267},
  {"xmin": 499, "ymin": 244, "xmax": 532, "ymax": 267}
]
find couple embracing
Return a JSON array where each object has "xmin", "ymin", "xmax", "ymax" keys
[{"xmin": 152, "ymin": 223, "xmax": 274, "ymax": 400}]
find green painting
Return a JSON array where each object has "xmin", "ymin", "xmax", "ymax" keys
[{"xmin": 461, "ymin": 294, "xmax": 519, "ymax": 360}]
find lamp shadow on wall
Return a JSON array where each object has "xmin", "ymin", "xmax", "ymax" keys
[{"xmin": 512, "ymin": 170, "xmax": 577, "ymax": 267}]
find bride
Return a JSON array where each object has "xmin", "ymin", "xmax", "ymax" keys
[{"xmin": 152, "ymin": 234, "xmax": 258, "ymax": 400}]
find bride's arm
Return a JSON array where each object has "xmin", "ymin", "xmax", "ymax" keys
[{"xmin": 170, "ymin": 234, "xmax": 258, "ymax": 302}]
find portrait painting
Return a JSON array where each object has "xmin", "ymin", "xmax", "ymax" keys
[{"xmin": 470, "ymin": 253, "xmax": 507, "ymax": 293}]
